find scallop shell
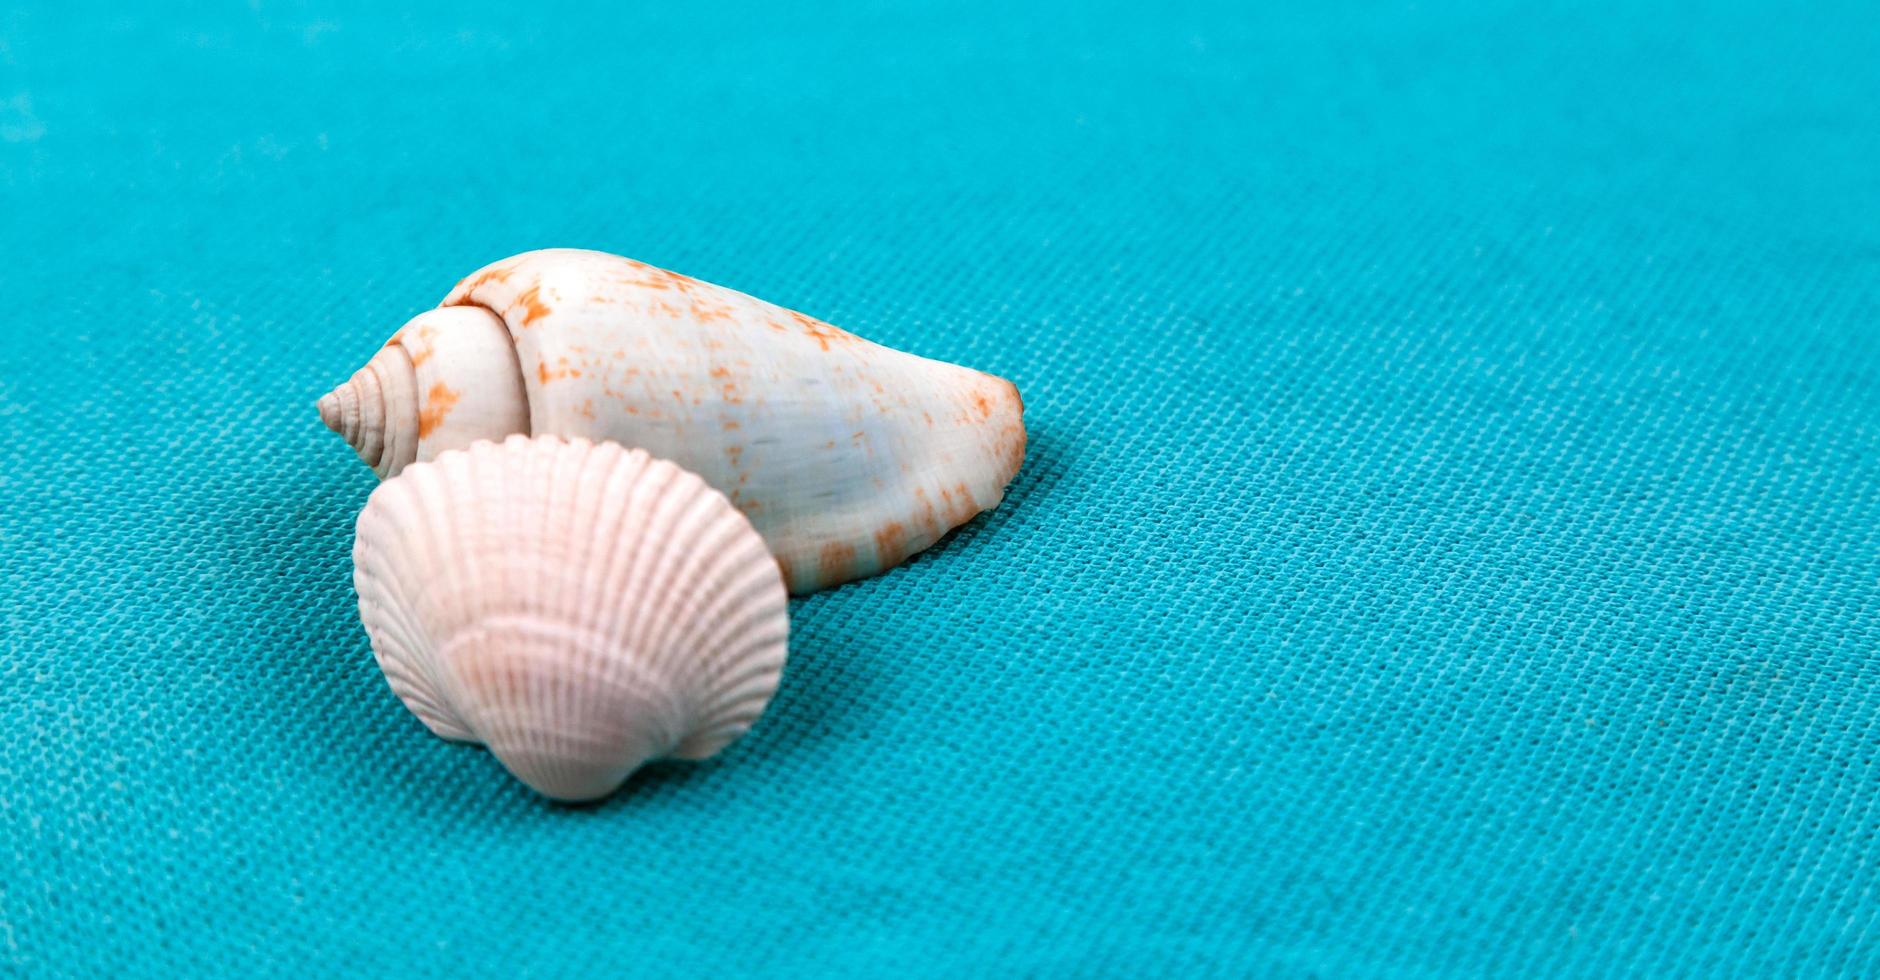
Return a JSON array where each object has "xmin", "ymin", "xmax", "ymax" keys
[
  {"xmin": 353, "ymin": 434, "xmax": 789, "ymax": 802},
  {"xmin": 320, "ymin": 248, "xmax": 1026, "ymax": 593}
]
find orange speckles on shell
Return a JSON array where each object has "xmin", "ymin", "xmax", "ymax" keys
[
  {"xmin": 709, "ymin": 367, "xmax": 745, "ymax": 405},
  {"xmin": 626, "ymin": 265, "xmax": 733, "ymax": 325},
  {"xmin": 972, "ymin": 391, "xmax": 993, "ymax": 418},
  {"xmin": 453, "ymin": 263, "xmax": 516, "ymax": 297},
  {"xmin": 656, "ymin": 266, "xmax": 707, "ymax": 292},
  {"xmin": 725, "ymin": 444, "xmax": 744, "ymax": 467},
  {"xmin": 416, "ymin": 382, "xmax": 461, "ymax": 438},
  {"xmin": 873, "ymin": 522, "xmax": 907, "ymax": 566},
  {"xmin": 691, "ymin": 301, "xmax": 737, "ymax": 324},
  {"xmin": 988, "ymin": 376, "xmax": 1027, "ymax": 478},
  {"xmin": 911, "ymin": 488, "xmax": 942, "ymax": 535},
  {"xmin": 514, "ymin": 284, "xmax": 552, "ymax": 327},
  {"xmin": 722, "ymin": 419, "xmax": 741, "ymax": 431},
  {"xmin": 1002, "ymin": 427, "xmax": 1027, "ymax": 474},
  {"xmin": 951, "ymin": 482, "xmax": 980, "ymax": 522},
  {"xmin": 819, "ymin": 541, "xmax": 857, "ymax": 577},
  {"xmin": 927, "ymin": 481, "xmax": 984, "ymax": 525},
  {"xmin": 536, "ymin": 359, "xmax": 582, "ymax": 385},
  {"xmin": 396, "ymin": 323, "xmax": 441, "ymax": 366},
  {"xmin": 785, "ymin": 310, "xmax": 859, "ymax": 351}
]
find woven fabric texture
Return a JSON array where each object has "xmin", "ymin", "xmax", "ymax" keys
[{"xmin": 3, "ymin": 0, "xmax": 1878, "ymax": 975}]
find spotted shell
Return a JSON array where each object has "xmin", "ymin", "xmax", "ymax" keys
[{"xmin": 321, "ymin": 249, "xmax": 1025, "ymax": 593}]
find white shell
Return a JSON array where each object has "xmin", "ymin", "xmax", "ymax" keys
[
  {"xmin": 320, "ymin": 249, "xmax": 1027, "ymax": 593},
  {"xmin": 353, "ymin": 434, "xmax": 789, "ymax": 802}
]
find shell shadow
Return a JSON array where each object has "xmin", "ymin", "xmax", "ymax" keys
[
  {"xmin": 571, "ymin": 611, "xmax": 893, "ymax": 811},
  {"xmin": 230, "ymin": 441, "xmax": 894, "ymax": 815},
  {"xmin": 513, "ymin": 419, "xmax": 1073, "ymax": 812},
  {"xmin": 209, "ymin": 447, "xmax": 471, "ymax": 805},
  {"xmin": 207, "ymin": 436, "xmax": 522, "ymax": 822},
  {"xmin": 864, "ymin": 413, "xmax": 1066, "ymax": 574},
  {"xmin": 230, "ymin": 415, "xmax": 1066, "ymax": 814}
]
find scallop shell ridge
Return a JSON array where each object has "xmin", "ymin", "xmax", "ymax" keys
[{"xmin": 353, "ymin": 434, "xmax": 789, "ymax": 801}]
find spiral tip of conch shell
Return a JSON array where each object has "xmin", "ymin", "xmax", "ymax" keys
[
  {"xmin": 318, "ymin": 346, "xmax": 419, "ymax": 479},
  {"xmin": 315, "ymin": 392, "xmax": 343, "ymax": 436}
]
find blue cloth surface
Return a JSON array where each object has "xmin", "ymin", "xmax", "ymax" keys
[{"xmin": 3, "ymin": 0, "xmax": 1878, "ymax": 974}]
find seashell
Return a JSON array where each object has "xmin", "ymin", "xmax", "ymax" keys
[
  {"xmin": 319, "ymin": 248, "xmax": 1026, "ymax": 593},
  {"xmin": 352, "ymin": 434, "xmax": 789, "ymax": 802}
]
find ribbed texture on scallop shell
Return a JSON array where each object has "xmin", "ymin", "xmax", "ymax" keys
[{"xmin": 352, "ymin": 435, "xmax": 789, "ymax": 801}]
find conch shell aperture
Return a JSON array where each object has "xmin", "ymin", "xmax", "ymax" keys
[{"xmin": 320, "ymin": 249, "xmax": 1026, "ymax": 593}]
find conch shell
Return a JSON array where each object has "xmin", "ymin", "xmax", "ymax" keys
[
  {"xmin": 320, "ymin": 249, "xmax": 1026, "ymax": 593},
  {"xmin": 353, "ymin": 435, "xmax": 789, "ymax": 802}
]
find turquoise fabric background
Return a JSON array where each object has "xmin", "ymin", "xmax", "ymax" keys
[{"xmin": 3, "ymin": 0, "xmax": 1878, "ymax": 974}]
